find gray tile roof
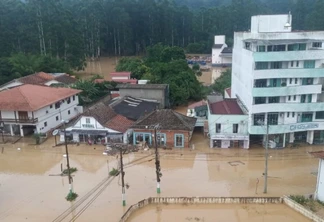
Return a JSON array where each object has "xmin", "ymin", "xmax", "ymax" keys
[
  {"xmin": 213, "ymin": 44, "xmax": 223, "ymax": 49},
  {"xmin": 116, "ymin": 84, "xmax": 168, "ymax": 90}
]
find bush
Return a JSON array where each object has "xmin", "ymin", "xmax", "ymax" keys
[
  {"xmin": 66, "ymin": 192, "xmax": 78, "ymax": 202},
  {"xmin": 109, "ymin": 168, "xmax": 119, "ymax": 176},
  {"xmin": 62, "ymin": 167, "xmax": 78, "ymax": 175},
  {"xmin": 290, "ymin": 195, "xmax": 308, "ymax": 205}
]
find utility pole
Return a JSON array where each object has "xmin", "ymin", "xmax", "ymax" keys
[
  {"xmin": 154, "ymin": 125, "xmax": 161, "ymax": 194},
  {"xmin": 120, "ymin": 147, "xmax": 126, "ymax": 206},
  {"xmin": 263, "ymin": 119, "xmax": 269, "ymax": 194},
  {"xmin": 63, "ymin": 121, "xmax": 73, "ymax": 195}
]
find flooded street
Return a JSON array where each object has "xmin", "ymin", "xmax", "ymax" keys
[
  {"xmin": 127, "ymin": 203, "xmax": 311, "ymax": 222},
  {"xmin": 0, "ymin": 134, "xmax": 321, "ymax": 221}
]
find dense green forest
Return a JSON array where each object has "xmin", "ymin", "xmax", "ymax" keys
[{"xmin": 1, "ymin": 0, "xmax": 324, "ymax": 85}]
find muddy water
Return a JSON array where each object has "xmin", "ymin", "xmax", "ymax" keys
[
  {"xmin": 0, "ymin": 135, "xmax": 321, "ymax": 221},
  {"xmin": 127, "ymin": 203, "xmax": 311, "ymax": 222}
]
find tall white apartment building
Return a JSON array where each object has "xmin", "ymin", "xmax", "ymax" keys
[{"xmin": 231, "ymin": 14, "xmax": 324, "ymax": 147}]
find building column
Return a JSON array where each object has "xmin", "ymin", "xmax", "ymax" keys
[
  {"xmin": 243, "ymin": 140, "xmax": 249, "ymax": 149},
  {"xmin": 307, "ymin": 130, "xmax": 314, "ymax": 145},
  {"xmin": 20, "ymin": 125, "xmax": 24, "ymax": 137},
  {"xmin": 289, "ymin": 132, "xmax": 294, "ymax": 143},
  {"xmin": 210, "ymin": 139, "xmax": 213, "ymax": 148},
  {"xmin": 10, "ymin": 124, "xmax": 14, "ymax": 136},
  {"xmin": 283, "ymin": 133, "xmax": 286, "ymax": 148},
  {"xmin": 105, "ymin": 136, "xmax": 108, "ymax": 144}
]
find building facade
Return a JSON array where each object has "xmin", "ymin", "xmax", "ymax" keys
[
  {"xmin": 310, "ymin": 151, "xmax": 324, "ymax": 202},
  {"xmin": 212, "ymin": 35, "xmax": 232, "ymax": 82},
  {"xmin": 231, "ymin": 14, "xmax": 324, "ymax": 147},
  {"xmin": 0, "ymin": 84, "xmax": 82, "ymax": 136},
  {"xmin": 207, "ymin": 99, "xmax": 249, "ymax": 149}
]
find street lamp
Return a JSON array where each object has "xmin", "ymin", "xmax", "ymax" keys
[{"xmin": 62, "ymin": 119, "xmax": 73, "ymax": 195}]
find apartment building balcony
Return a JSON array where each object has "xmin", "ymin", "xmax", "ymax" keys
[
  {"xmin": 252, "ymin": 84, "xmax": 322, "ymax": 97},
  {"xmin": 254, "ymin": 68, "xmax": 324, "ymax": 79},
  {"xmin": 252, "ymin": 102, "xmax": 324, "ymax": 113},
  {"xmin": 0, "ymin": 118, "xmax": 38, "ymax": 124},
  {"xmin": 253, "ymin": 49, "xmax": 324, "ymax": 62},
  {"xmin": 249, "ymin": 121, "xmax": 324, "ymax": 135}
]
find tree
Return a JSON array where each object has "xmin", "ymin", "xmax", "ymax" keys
[
  {"xmin": 71, "ymin": 79, "xmax": 100, "ymax": 105},
  {"xmin": 211, "ymin": 69, "xmax": 231, "ymax": 95}
]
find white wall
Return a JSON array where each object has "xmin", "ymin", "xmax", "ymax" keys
[
  {"xmin": 1, "ymin": 111, "xmax": 16, "ymax": 119},
  {"xmin": 44, "ymin": 80, "xmax": 60, "ymax": 86},
  {"xmin": 251, "ymin": 14, "xmax": 292, "ymax": 33},
  {"xmin": 70, "ymin": 116, "xmax": 106, "ymax": 130},
  {"xmin": 0, "ymin": 81, "xmax": 23, "ymax": 91},
  {"xmin": 214, "ymin": 35, "xmax": 226, "ymax": 44},
  {"xmin": 316, "ymin": 159, "xmax": 324, "ymax": 202},
  {"xmin": 112, "ymin": 76, "xmax": 129, "ymax": 80}
]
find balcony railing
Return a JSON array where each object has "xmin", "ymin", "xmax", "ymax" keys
[{"xmin": 0, "ymin": 118, "xmax": 38, "ymax": 123}]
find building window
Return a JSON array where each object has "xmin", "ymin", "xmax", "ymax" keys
[
  {"xmin": 253, "ymin": 114, "xmax": 265, "ymax": 125},
  {"xmin": 289, "ymin": 78, "xmax": 292, "ymax": 84},
  {"xmin": 50, "ymin": 105, "xmax": 53, "ymax": 109},
  {"xmin": 55, "ymin": 102, "xmax": 61, "ymax": 109},
  {"xmin": 301, "ymin": 113, "xmax": 313, "ymax": 122},
  {"xmin": 86, "ymin": 118, "xmax": 90, "ymax": 123},
  {"xmin": 292, "ymin": 112, "xmax": 295, "ymax": 117},
  {"xmin": 308, "ymin": 94, "xmax": 312, "ymax": 103},
  {"xmin": 257, "ymin": 45, "xmax": 265, "ymax": 52},
  {"xmin": 295, "ymin": 78, "xmax": 298, "ymax": 84},
  {"xmin": 157, "ymin": 133, "xmax": 166, "ymax": 146},
  {"xmin": 304, "ymin": 60, "xmax": 315, "ymax": 68},
  {"xmin": 255, "ymin": 62, "xmax": 268, "ymax": 70},
  {"xmin": 270, "ymin": 62, "xmax": 282, "ymax": 69},
  {"xmin": 293, "ymin": 95, "xmax": 296, "ymax": 101},
  {"xmin": 56, "ymin": 116, "xmax": 59, "ymax": 121},
  {"xmin": 267, "ymin": 45, "xmax": 285, "ymax": 52},
  {"xmin": 268, "ymin": 113, "xmax": 279, "ymax": 125},
  {"xmin": 254, "ymin": 97, "xmax": 266, "ymax": 104},
  {"xmin": 67, "ymin": 98, "xmax": 71, "ymax": 104},
  {"xmin": 216, "ymin": 124, "xmax": 221, "ymax": 133},
  {"xmin": 296, "ymin": 61, "xmax": 299, "ymax": 67},
  {"xmin": 288, "ymin": 96, "xmax": 291, "ymax": 101},
  {"xmin": 302, "ymin": 78, "xmax": 313, "ymax": 85},
  {"xmin": 301, "ymin": 95, "xmax": 306, "ymax": 103},
  {"xmin": 254, "ymin": 79, "xmax": 267, "ymax": 88},
  {"xmin": 291, "ymin": 61, "xmax": 294, "ymax": 67},
  {"xmin": 268, "ymin": 97, "xmax": 279, "ymax": 103},
  {"xmin": 312, "ymin": 42, "xmax": 322, "ymax": 48},
  {"xmin": 287, "ymin": 112, "xmax": 290, "ymax": 117},
  {"xmin": 245, "ymin": 42, "xmax": 251, "ymax": 50},
  {"xmin": 68, "ymin": 110, "xmax": 71, "ymax": 115},
  {"xmin": 44, "ymin": 122, "xmax": 47, "ymax": 127},
  {"xmin": 175, "ymin": 134, "xmax": 184, "ymax": 147},
  {"xmin": 233, "ymin": 124, "xmax": 238, "ymax": 133},
  {"xmin": 316, "ymin": 111, "xmax": 324, "ymax": 119},
  {"xmin": 46, "ymin": 110, "xmax": 49, "ymax": 114},
  {"xmin": 269, "ymin": 78, "xmax": 280, "ymax": 87},
  {"xmin": 288, "ymin": 43, "xmax": 306, "ymax": 51},
  {"xmin": 73, "ymin": 95, "xmax": 75, "ymax": 101}
]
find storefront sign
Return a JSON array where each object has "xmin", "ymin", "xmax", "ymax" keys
[
  {"xmin": 82, "ymin": 124, "xmax": 95, "ymax": 128},
  {"xmin": 290, "ymin": 123, "xmax": 319, "ymax": 131},
  {"xmin": 212, "ymin": 134, "xmax": 249, "ymax": 140}
]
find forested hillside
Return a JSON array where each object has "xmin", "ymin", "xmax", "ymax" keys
[{"xmin": 0, "ymin": 0, "xmax": 324, "ymax": 81}]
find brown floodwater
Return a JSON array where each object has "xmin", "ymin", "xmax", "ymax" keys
[
  {"xmin": 0, "ymin": 134, "xmax": 322, "ymax": 221},
  {"xmin": 127, "ymin": 203, "xmax": 311, "ymax": 222}
]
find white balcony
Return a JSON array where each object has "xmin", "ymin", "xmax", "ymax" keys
[
  {"xmin": 254, "ymin": 68, "xmax": 324, "ymax": 79},
  {"xmin": 253, "ymin": 49, "xmax": 324, "ymax": 62},
  {"xmin": 252, "ymin": 84, "xmax": 322, "ymax": 97},
  {"xmin": 252, "ymin": 102, "xmax": 324, "ymax": 113},
  {"xmin": 249, "ymin": 121, "xmax": 324, "ymax": 134}
]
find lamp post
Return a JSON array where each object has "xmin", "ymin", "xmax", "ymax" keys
[
  {"xmin": 0, "ymin": 122, "xmax": 4, "ymax": 143},
  {"xmin": 62, "ymin": 119, "xmax": 73, "ymax": 195}
]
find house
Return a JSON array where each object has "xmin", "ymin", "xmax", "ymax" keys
[
  {"xmin": 231, "ymin": 14, "xmax": 324, "ymax": 147},
  {"xmin": 61, "ymin": 102, "xmax": 134, "ymax": 144},
  {"xmin": 0, "ymin": 72, "xmax": 77, "ymax": 91},
  {"xmin": 211, "ymin": 35, "xmax": 232, "ymax": 82},
  {"xmin": 187, "ymin": 100, "xmax": 208, "ymax": 127},
  {"xmin": 110, "ymin": 72, "xmax": 137, "ymax": 84},
  {"xmin": 0, "ymin": 84, "xmax": 82, "ymax": 136},
  {"xmin": 309, "ymin": 151, "xmax": 324, "ymax": 202},
  {"xmin": 131, "ymin": 109, "xmax": 197, "ymax": 148},
  {"xmin": 116, "ymin": 84, "xmax": 170, "ymax": 108},
  {"xmin": 208, "ymin": 99, "xmax": 249, "ymax": 149}
]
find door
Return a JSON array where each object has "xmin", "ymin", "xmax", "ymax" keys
[{"xmin": 18, "ymin": 111, "xmax": 28, "ymax": 120}]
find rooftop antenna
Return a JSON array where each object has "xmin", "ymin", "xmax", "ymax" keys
[{"xmin": 284, "ymin": 11, "xmax": 291, "ymax": 28}]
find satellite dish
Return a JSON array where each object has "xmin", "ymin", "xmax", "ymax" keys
[{"xmin": 52, "ymin": 129, "xmax": 59, "ymax": 136}]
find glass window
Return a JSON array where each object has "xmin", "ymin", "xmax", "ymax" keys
[
  {"xmin": 295, "ymin": 78, "xmax": 298, "ymax": 84},
  {"xmin": 56, "ymin": 116, "xmax": 59, "ymax": 121},
  {"xmin": 291, "ymin": 61, "xmax": 294, "ymax": 67},
  {"xmin": 289, "ymin": 78, "xmax": 292, "ymax": 84},
  {"xmin": 255, "ymin": 79, "xmax": 267, "ymax": 88},
  {"xmin": 67, "ymin": 98, "xmax": 71, "ymax": 104},
  {"xmin": 301, "ymin": 95, "xmax": 306, "ymax": 103},
  {"xmin": 68, "ymin": 110, "xmax": 70, "ymax": 115},
  {"xmin": 269, "ymin": 78, "xmax": 280, "ymax": 87},
  {"xmin": 268, "ymin": 97, "xmax": 279, "ymax": 103},
  {"xmin": 55, "ymin": 102, "xmax": 61, "ymax": 109},
  {"xmin": 304, "ymin": 60, "xmax": 315, "ymax": 68},
  {"xmin": 86, "ymin": 118, "xmax": 90, "ymax": 123},
  {"xmin": 44, "ymin": 122, "xmax": 47, "ymax": 127},
  {"xmin": 257, "ymin": 45, "xmax": 265, "ymax": 52},
  {"xmin": 301, "ymin": 113, "xmax": 313, "ymax": 122},
  {"xmin": 287, "ymin": 112, "xmax": 290, "ymax": 117},
  {"xmin": 73, "ymin": 95, "xmax": 76, "ymax": 101},
  {"xmin": 50, "ymin": 105, "xmax": 53, "ymax": 109},
  {"xmin": 288, "ymin": 43, "xmax": 306, "ymax": 51},
  {"xmin": 296, "ymin": 61, "xmax": 299, "ymax": 67},
  {"xmin": 216, "ymin": 124, "xmax": 221, "ymax": 133},
  {"xmin": 270, "ymin": 62, "xmax": 282, "ymax": 69},
  {"xmin": 268, "ymin": 45, "xmax": 285, "ymax": 52},
  {"xmin": 302, "ymin": 78, "xmax": 313, "ymax": 85},
  {"xmin": 293, "ymin": 95, "xmax": 296, "ymax": 101},
  {"xmin": 308, "ymin": 94, "xmax": 312, "ymax": 103},
  {"xmin": 288, "ymin": 96, "xmax": 291, "ymax": 101},
  {"xmin": 313, "ymin": 42, "xmax": 322, "ymax": 48},
  {"xmin": 292, "ymin": 112, "xmax": 295, "ymax": 117},
  {"xmin": 175, "ymin": 134, "xmax": 184, "ymax": 147},
  {"xmin": 253, "ymin": 114, "xmax": 265, "ymax": 125},
  {"xmin": 233, "ymin": 124, "xmax": 238, "ymax": 133},
  {"xmin": 268, "ymin": 113, "xmax": 279, "ymax": 125},
  {"xmin": 255, "ymin": 97, "xmax": 266, "ymax": 104},
  {"xmin": 255, "ymin": 62, "xmax": 268, "ymax": 70},
  {"xmin": 316, "ymin": 111, "xmax": 324, "ymax": 119},
  {"xmin": 245, "ymin": 42, "xmax": 251, "ymax": 50}
]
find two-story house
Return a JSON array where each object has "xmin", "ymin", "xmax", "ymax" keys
[
  {"xmin": 0, "ymin": 84, "xmax": 82, "ymax": 136},
  {"xmin": 207, "ymin": 99, "xmax": 249, "ymax": 149}
]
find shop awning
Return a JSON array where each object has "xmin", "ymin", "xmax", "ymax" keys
[{"xmin": 69, "ymin": 129, "xmax": 122, "ymax": 136}]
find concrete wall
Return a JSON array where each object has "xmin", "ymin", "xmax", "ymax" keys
[
  {"xmin": 251, "ymin": 14, "xmax": 292, "ymax": 33},
  {"xmin": 119, "ymin": 88, "xmax": 166, "ymax": 108},
  {"xmin": 119, "ymin": 197, "xmax": 282, "ymax": 222},
  {"xmin": 316, "ymin": 159, "xmax": 324, "ymax": 201},
  {"xmin": 283, "ymin": 196, "xmax": 324, "ymax": 222}
]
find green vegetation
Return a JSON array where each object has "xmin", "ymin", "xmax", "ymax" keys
[
  {"xmin": 211, "ymin": 69, "xmax": 231, "ymax": 95},
  {"xmin": 289, "ymin": 195, "xmax": 319, "ymax": 212},
  {"xmin": 62, "ymin": 167, "xmax": 78, "ymax": 175},
  {"xmin": 109, "ymin": 168, "xmax": 119, "ymax": 176},
  {"xmin": 65, "ymin": 192, "xmax": 78, "ymax": 202},
  {"xmin": 116, "ymin": 44, "xmax": 206, "ymax": 106}
]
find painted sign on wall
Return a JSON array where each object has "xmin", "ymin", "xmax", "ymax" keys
[
  {"xmin": 82, "ymin": 124, "xmax": 95, "ymax": 128},
  {"xmin": 290, "ymin": 123, "xmax": 319, "ymax": 131}
]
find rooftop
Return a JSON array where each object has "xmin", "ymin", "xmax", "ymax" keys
[
  {"xmin": 212, "ymin": 44, "xmax": 223, "ymax": 49},
  {"xmin": 110, "ymin": 96, "xmax": 160, "ymax": 121},
  {"xmin": 221, "ymin": 47, "xmax": 232, "ymax": 54},
  {"xmin": 116, "ymin": 83, "xmax": 168, "ymax": 90},
  {"xmin": 188, "ymin": 100, "xmax": 207, "ymax": 109},
  {"xmin": 54, "ymin": 74, "xmax": 77, "ymax": 85},
  {"xmin": 105, "ymin": 115, "xmax": 134, "ymax": 133},
  {"xmin": 113, "ymin": 79, "xmax": 138, "ymax": 84},
  {"xmin": 17, "ymin": 72, "xmax": 55, "ymax": 85},
  {"xmin": 209, "ymin": 99, "xmax": 244, "ymax": 115},
  {"xmin": 82, "ymin": 102, "xmax": 117, "ymax": 126},
  {"xmin": 0, "ymin": 84, "xmax": 81, "ymax": 111},
  {"xmin": 132, "ymin": 109, "xmax": 197, "ymax": 131}
]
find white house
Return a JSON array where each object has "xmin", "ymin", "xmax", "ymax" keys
[
  {"xmin": 310, "ymin": 151, "xmax": 324, "ymax": 202},
  {"xmin": 0, "ymin": 72, "xmax": 77, "ymax": 91},
  {"xmin": 0, "ymin": 84, "xmax": 82, "ymax": 136},
  {"xmin": 231, "ymin": 14, "xmax": 324, "ymax": 147},
  {"xmin": 207, "ymin": 99, "xmax": 249, "ymax": 149},
  {"xmin": 212, "ymin": 35, "xmax": 233, "ymax": 82}
]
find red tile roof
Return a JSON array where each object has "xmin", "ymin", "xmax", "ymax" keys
[
  {"xmin": 105, "ymin": 115, "xmax": 134, "ymax": 133},
  {"xmin": 111, "ymin": 93, "xmax": 120, "ymax": 98},
  {"xmin": 113, "ymin": 79, "xmax": 137, "ymax": 84},
  {"xmin": 19, "ymin": 72, "xmax": 55, "ymax": 85},
  {"xmin": 209, "ymin": 99, "xmax": 243, "ymax": 115},
  {"xmin": 0, "ymin": 84, "xmax": 81, "ymax": 111},
  {"xmin": 188, "ymin": 100, "xmax": 207, "ymax": 109},
  {"xmin": 110, "ymin": 72, "xmax": 131, "ymax": 77},
  {"xmin": 225, "ymin": 87, "xmax": 231, "ymax": 97},
  {"xmin": 309, "ymin": 151, "xmax": 324, "ymax": 159}
]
